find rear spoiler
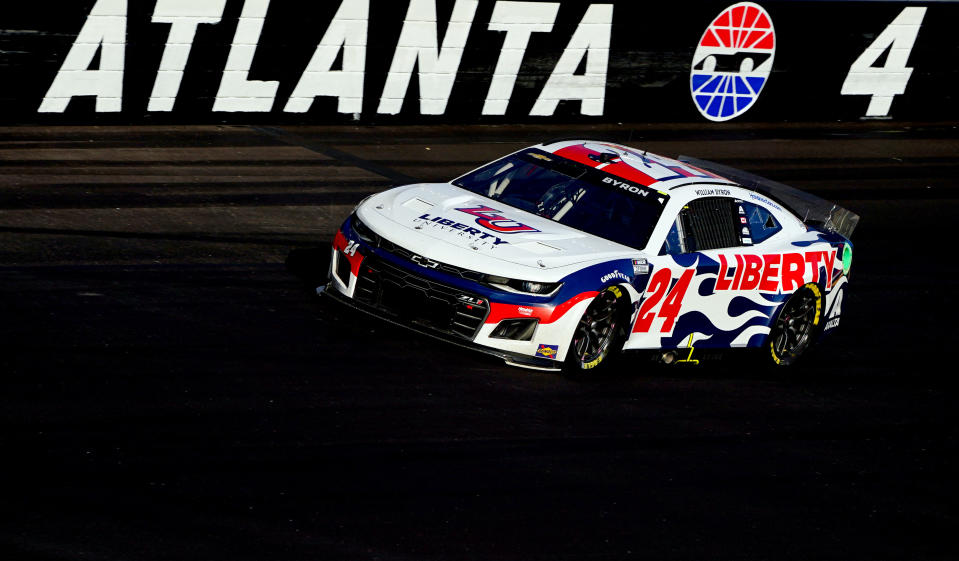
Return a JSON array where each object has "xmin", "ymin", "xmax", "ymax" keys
[{"xmin": 678, "ymin": 156, "xmax": 860, "ymax": 239}]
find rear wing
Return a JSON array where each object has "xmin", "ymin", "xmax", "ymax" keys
[{"xmin": 678, "ymin": 156, "xmax": 860, "ymax": 239}]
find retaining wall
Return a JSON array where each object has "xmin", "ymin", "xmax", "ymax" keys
[{"xmin": 2, "ymin": 0, "xmax": 955, "ymax": 124}]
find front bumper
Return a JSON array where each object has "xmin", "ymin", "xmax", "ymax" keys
[
  {"xmin": 320, "ymin": 283, "xmax": 562, "ymax": 371},
  {"xmin": 328, "ymin": 217, "xmax": 597, "ymax": 368}
]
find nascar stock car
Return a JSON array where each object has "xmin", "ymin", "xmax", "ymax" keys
[{"xmin": 321, "ymin": 140, "xmax": 858, "ymax": 372}]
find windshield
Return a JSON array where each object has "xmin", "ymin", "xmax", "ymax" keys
[{"xmin": 452, "ymin": 149, "xmax": 669, "ymax": 250}]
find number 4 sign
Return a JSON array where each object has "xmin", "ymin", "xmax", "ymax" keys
[{"xmin": 841, "ymin": 7, "xmax": 927, "ymax": 118}]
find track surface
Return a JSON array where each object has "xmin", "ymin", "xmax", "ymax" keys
[{"xmin": 2, "ymin": 124, "xmax": 957, "ymax": 560}]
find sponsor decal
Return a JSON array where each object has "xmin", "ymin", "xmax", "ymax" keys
[
  {"xmin": 741, "ymin": 226, "xmax": 750, "ymax": 235},
  {"xmin": 416, "ymin": 213, "xmax": 508, "ymax": 246},
  {"xmin": 738, "ymin": 205, "xmax": 746, "ymax": 214},
  {"xmin": 748, "ymin": 192, "xmax": 781, "ymax": 210},
  {"xmin": 582, "ymin": 356, "xmax": 603, "ymax": 369},
  {"xmin": 536, "ymin": 344, "xmax": 559, "ymax": 359},
  {"xmin": 455, "ymin": 206, "xmax": 540, "ymax": 234},
  {"xmin": 824, "ymin": 284, "xmax": 843, "ymax": 331},
  {"xmin": 715, "ymin": 249, "xmax": 838, "ymax": 292},
  {"xmin": 742, "ymin": 237, "xmax": 753, "ymax": 245},
  {"xmin": 600, "ymin": 270, "xmax": 631, "ymax": 284},
  {"xmin": 632, "ymin": 258, "xmax": 650, "ymax": 275},
  {"xmin": 691, "ymin": 2, "xmax": 775, "ymax": 122},
  {"xmin": 518, "ymin": 306, "xmax": 534, "ymax": 316},
  {"xmin": 740, "ymin": 216, "xmax": 748, "ymax": 224}
]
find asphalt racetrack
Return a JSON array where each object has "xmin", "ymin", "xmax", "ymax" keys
[{"xmin": 2, "ymin": 123, "xmax": 957, "ymax": 560}]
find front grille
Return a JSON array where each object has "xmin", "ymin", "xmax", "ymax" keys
[
  {"xmin": 378, "ymin": 238, "xmax": 486, "ymax": 282},
  {"xmin": 354, "ymin": 254, "xmax": 489, "ymax": 340}
]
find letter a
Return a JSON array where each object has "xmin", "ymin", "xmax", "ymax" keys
[
  {"xmin": 285, "ymin": 0, "xmax": 368, "ymax": 114},
  {"xmin": 530, "ymin": 4, "xmax": 612, "ymax": 116},
  {"xmin": 39, "ymin": 0, "xmax": 127, "ymax": 113}
]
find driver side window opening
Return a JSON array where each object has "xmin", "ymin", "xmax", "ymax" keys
[
  {"xmin": 662, "ymin": 196, "xmax": 741, "ymax": 255},
  {"xmin": 684, "ymin": 197, "xmax": 741, "ymax": 251}
]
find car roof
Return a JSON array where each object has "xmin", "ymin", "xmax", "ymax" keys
[
  {"xmin": 538, "ymin": 139, "xmax": 739, "ymax": 192},
  {"xmin": 534, "ymin": 140, "xmax": 859, "ymax": 240}
]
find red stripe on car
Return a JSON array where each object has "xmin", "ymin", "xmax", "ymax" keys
[{"xmin": 485, "ymin": 291, "xmax": 599, "ymax": 324}]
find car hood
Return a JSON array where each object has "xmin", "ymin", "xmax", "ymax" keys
[{"xmin": 357, "ymin": 183, "xmax": 641, "ymax": 280}]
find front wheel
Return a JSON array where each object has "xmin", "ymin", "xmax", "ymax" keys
[
  {"xmin": 768, "ymin": 283, "xmax": 822, "ymax": 366},
  {"xmin": 566, "ymin": 286, "xmax": 627, "ymax": 372}
]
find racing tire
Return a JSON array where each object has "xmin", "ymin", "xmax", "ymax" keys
[
  {"xmin": 565, "ymin": 286, "xmax": 628, "ymax": 373},
  {"xmin": 768, "ymin": 283, "xmax": 823, "ymax": 366}
]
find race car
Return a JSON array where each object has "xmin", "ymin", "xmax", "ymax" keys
[{"xmin": 322, "ymin": 140, "xmax": 858, "ymax": 372}]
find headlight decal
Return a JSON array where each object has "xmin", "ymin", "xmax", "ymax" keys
[
  {"xmin": 350, "ymin": 214, "xmax": 380, "ymax": 245},
  {"xmin": 485, "ymin": 274, "xmax": 562, "ymax": 296},
  {"xmin": 485, "ymin": 291, "xmax": 599, "ymax": 325}
]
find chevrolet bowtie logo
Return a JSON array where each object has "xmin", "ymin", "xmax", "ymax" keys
[{"xmin": 411, "ymin": 254, "xmax": 439, "ymax": 268}]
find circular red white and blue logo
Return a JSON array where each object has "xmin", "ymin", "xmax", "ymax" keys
[{"xmin": 690, "ymin": 2, "xmax": 775, "ymax": 122}]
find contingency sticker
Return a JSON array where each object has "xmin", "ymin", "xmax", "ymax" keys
[{"xmin": 536, "ymin": 344, "xmax": 559, "ymax": 359}]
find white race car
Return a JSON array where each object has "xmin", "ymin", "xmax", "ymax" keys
[{"xmin": 323, "ymin": 140, "xmax": 857, "ymax": 372}]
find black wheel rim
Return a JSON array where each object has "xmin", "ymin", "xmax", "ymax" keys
[
  {"xmin": 772, "ymin": 289, "xmax": 818, "ymax": 358},
  {"xmin": 572, "ymin": 291, "xmax": 619, "ymax": 365}
]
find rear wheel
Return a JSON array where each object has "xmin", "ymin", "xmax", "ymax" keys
[
  {"xmin": 768, "ymin": 283, "xmax": 822, "ymax": 366},
  {"xmin": 566, "ymin": 286, "xmax": 627, "ymax": 372}
]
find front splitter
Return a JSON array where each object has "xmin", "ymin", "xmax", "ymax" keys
[{"xmin": 318, "ymin": 285, "xmax": 563, "ymax": 372}]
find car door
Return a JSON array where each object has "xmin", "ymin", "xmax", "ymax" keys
[{"xmin": 627, "ymin": 195, "xmax": 781, "ymax": 350}]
